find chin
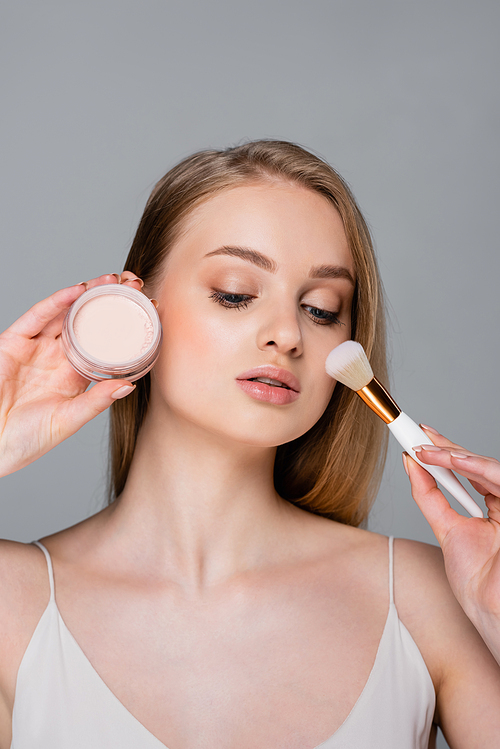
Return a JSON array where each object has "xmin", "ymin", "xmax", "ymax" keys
[
  {"xmin": 150, "ymin": 376, "xmax": 330, "ymax": 449},
  {"xmin": 215, "ymin": 409, "xmax": 326, "ymax": 450}
]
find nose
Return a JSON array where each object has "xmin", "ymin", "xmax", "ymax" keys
[{"xmin": 256, "ymin": 302, "xmax": 303, "ymax": 357}]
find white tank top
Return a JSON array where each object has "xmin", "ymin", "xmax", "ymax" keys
[{"xmin": 11, "ymin": 537, "xmax": 435, "ymax": 748}]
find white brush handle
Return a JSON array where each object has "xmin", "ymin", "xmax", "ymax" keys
[{"xmin": 388, "ymin": 412, "xmax": 483, "ymax": 518}]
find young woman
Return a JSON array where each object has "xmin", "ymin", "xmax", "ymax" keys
[{"xmin": 1, "ymin": 141, "xmax": 499, "ymax": 748}]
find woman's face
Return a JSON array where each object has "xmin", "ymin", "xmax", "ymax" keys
[{"xmin": 150, "ymin": 180, "xmax": 355, "ymax": 448}]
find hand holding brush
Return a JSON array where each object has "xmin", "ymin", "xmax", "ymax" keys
[
  {"xmin": 403, "ymin": 426, "xmax": 500, "ymax": 666},
  {"xmin": 325, "ymin": 340, "xmax": 483, "ymax": 518}
]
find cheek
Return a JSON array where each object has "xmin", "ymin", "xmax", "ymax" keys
[
  {"xmin": 299, "ymin": 327, "xmax": 349, "ymax": 427},
  {"xmin": 154, "ymin": 294, "xmax": 243, "ymax": 401},
  {"xmin": 308, "ymin": 376, "xmax": 336, "ymax": 426}
]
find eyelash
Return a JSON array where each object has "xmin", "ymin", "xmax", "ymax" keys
[
  {"xmin": 210, "ymin": 290, "xmax": 253, "ymax": 311},
  {"xmin": 209, "ymin": 291, "xmax": 344, "ymax": 327}
]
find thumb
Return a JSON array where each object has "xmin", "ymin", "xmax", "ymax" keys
[
  {"xmin": 403, "ymin": 452, "xmax": 463, "ymax": 545},
  {"xmin": 57, "ymin": 380, "xmax": 136, "ymax": 437}
]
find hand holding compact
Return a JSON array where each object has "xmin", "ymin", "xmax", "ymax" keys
[
  {"xmin": 404, "ymin": 427, "xmax": 500, "ymax": 662},
  {"xmin": 0, "ymin": 273, "xmax": 143, "ymax": 478}
]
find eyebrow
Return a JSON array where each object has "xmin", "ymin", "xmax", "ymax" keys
[
  {"xmin": 204, "ymin": 246, "xmax": 355, "ymax": 285},
  {"xmin": 309, "ymin": 264, "xmax": 355, "ymax": 285},
  {"xmin": 204, "ymin": 246, "xmax": 278, "ymax": 272}
]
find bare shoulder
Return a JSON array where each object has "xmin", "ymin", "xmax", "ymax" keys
[
  {"xmin": 392, "ymin": 538, "xmax": 471, "ymax": 646},
  {"xmin": 0, "ymin": 540, "xmax": 51, "ymax": 732},
  {"xmin": 392, "ymin": 537, "xmax": 460, "ymax": 631},
  {"xmin": 290, "ymin": 503, "xmax": 389, "ymax": 556},
  {"xmin": 289, "ymin": 510, "xmax": 394, "ymax": 602},
  {"xmin": 0, "ymin": 538, "xmax": 50, "ymax": 619},
  {"xmin": 393, "ymin": 538, "xmax": 500, "ymax": 703},
  {"xmin": 0, "ymin": 539, "xmax": 51, "ymax": 660}
]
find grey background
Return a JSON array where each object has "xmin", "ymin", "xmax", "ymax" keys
[{"xmin": 1, "ymin": 2, "xmax": 499, "ymax": 746}]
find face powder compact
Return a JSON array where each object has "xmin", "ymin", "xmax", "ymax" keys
[{"xmin": 62, "ymin": 284, "xmax": 162, "ymax": 382}]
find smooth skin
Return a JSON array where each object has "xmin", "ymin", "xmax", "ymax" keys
[{"xmin": 0, "ymin": 183, "xmax": 499, "ymax": 748}]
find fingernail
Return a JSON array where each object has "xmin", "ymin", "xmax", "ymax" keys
[
  {"xmin": 76, "ymin": 281, "xmax": 88, "ymax": 289},
  {"xmin": 112, "ymin": 273, "xmax": 122, "ymax": 283},
  {"xmin": 419, "ymin": 423, "xmax": 440, "ymax": 435},
  {"xmin": 111, "ymin": 384, "xmax": 136, "ymax": 399},
  {"xmin": 150, "ymin": 298, "xmax": 159, "ymax": 308},
  {"xmin": 412, "ymin": 444, "xmax": 442, "ymax": 453},
  {"xmin": 450, "ymin": 451, "xmax": 470, "ymax": 459},
  {"xmin": 402, "ymin": 452, "xmax": 409, "ymax": 476},
  {"xmin": 122, "ymin": 276, "xmax": 144, "ymax": 288}
]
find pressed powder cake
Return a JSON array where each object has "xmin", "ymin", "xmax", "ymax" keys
[
  {"xmin": 73, "ymin": 294, "xmax": 154, "ymax": 362},
  {"xmin": 62, "ymin": 283, "xmax": 162, "ymax": 381}
]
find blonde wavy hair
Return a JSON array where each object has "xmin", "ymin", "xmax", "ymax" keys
[{"xmin": 108, "ymin": 140, "xmax": 388, "ymax": 527}]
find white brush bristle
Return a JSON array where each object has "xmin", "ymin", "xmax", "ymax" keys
[{"xmin": 325, "ymin": 341, "xmax": 373, "ymax": 391}]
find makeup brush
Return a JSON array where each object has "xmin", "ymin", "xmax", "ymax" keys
[{"xmin": 325, "ymin": 341, "xmax": 483, "ymax": 518}]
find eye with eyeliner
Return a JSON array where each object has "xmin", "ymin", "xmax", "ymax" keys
[
  {"xmin": 209, "ymin": 290, "xmax": 344, "ymax": 326},
  {"xmin": 302, "ymin": 306, "xmax": 344, "ymax": 326},
  {"xmin": 209, "ymin": 290, "xmax": 253, "ymax": 310}
]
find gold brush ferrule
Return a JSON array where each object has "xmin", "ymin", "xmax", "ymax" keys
[{"xmin": 357, "ymin": 378, "xmax": 401, "ymax": 424}]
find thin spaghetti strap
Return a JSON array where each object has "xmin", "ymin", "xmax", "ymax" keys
[
  {"xmin": 388, "ymin": 536, "xmax": 394, "ymax": 605},
  {"xmin": 32, "ymin": 541, "xmax": 55, "ymax": 603}
]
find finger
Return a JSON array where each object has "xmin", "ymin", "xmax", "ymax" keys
[
  {"xmin": 120, "ymin": 272, "xmax": 145, "ymax": 291},
  {"xmin": 7, "ymin": 284, "xmax": 88, "ymax": 339},
  {"xmin": 485, "ymin": 495, "xmax": 500, "ymax": 524},
  {"xmin": 33, "ymin": 274, "xmax": 145, "ymax": 340},
  {"xmin": 403, "ymin": 452, "xmax": 465, "ymax": 545},
  {"xmin": 77, "ymin": 272, "xmax": 144, "ymax": 293},
  {"xmin": 29, "ymin": 275, "xmax": 122, "ymax": 340},
  {"xmin": 74, "ymin": 272, "xmax": 144, "ymax": 293},
  {"xmin": 469, "ymin": 479, "xmax": 492, "ymax": 496},
  {"xmin": 84, "ymin": 273, "xmax": 122, "ymax": 291},
  {"xmin": 449, "ymin": 452, "xmax": 500, "ymax": 497},
  {"xmin": 419, "ymin": 424, "xmax": 465, "ymax": 452},
  {"xmin": 414, "ymin": 447, "xmax": 500, "ymax": 497},
  {"xmin": 40, "ymin": 309, "xmax": 70, "ymax": 340},
  {"xmin": 415, "ymin": 445, "xmax": 485, "ymax": 465},
  {"xmin": 56, "ymin": 380, "xmax": 136, "ymax": 438}
]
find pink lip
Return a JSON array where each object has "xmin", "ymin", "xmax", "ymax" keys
[
  {"xmin": 237, "ymin": 366, "xmax": 300, "ymax": 392},
  {"xmin": 236, "ymin": 366, "xmax": 301, "ymax": 406}
]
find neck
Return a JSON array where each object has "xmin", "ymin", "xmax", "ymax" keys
[{"xmin": 104, "ymin": 403, "xmax": 296, "ymax": 591}]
